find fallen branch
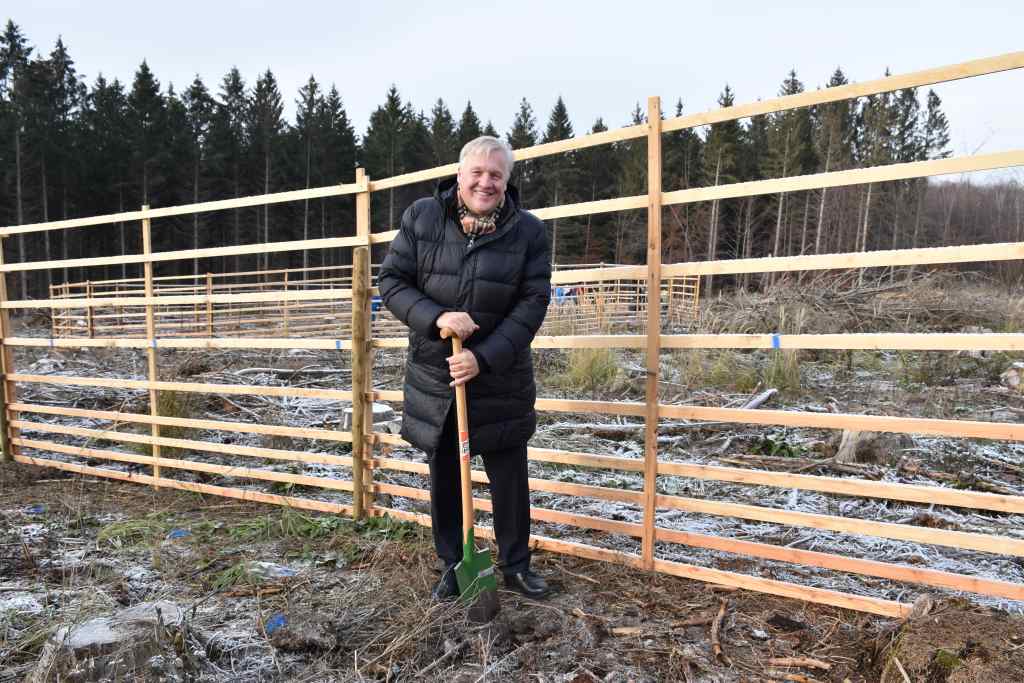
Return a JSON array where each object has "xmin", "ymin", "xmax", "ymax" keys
[
  {"xmin": 891, "ymin": 655, "xmax": 912, "ymax": 683},
  {"xmin": 766, "ymin": 656, "xmax": 832, "ymax": 671},
  {"xmin": 672, "ymin": 613, "xmax": 715, "ymax": 628},
  {"xmin": 415, "ymin": 638, "xmax": 466, "ymax": 678},
  {"xmin": 898, "ymin": 459, "xmax": 1017, "ymax": 495},
  {"xmin": 742, "ymin": 388, "xmax": 778, "ymax": 410},
  {"xmin": 719, "ymin": 453, "xmax": 882, "ymax": 479},
  {"xmin": 710, "ymin": 598, "xmax": 732, "ymax": 666}
]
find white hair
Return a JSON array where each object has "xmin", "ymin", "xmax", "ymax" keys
[{"xmin": 459, "ymin": 136, "xmax": 514, "ymax": 177}]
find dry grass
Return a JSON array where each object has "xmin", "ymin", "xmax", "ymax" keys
[{"xmin": 552, "ymin": 347, "xmax": 622, "ymax": 399}]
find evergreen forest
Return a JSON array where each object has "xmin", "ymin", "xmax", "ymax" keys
[{"xmin": 2, "ymin": 19, "xmax": 1021, "ymax": 300}]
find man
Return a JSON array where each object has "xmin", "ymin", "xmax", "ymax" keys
[{"xmin": 378, "ymin": 136, "xmax": 552, "ymax": 600}]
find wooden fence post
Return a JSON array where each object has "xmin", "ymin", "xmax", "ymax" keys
[
  {"xmin": 141, "ymin": 205, "xmax": 162, "ymax": 486},
  {"xmin": 282, "ymin": 271, "xmax": 290, "ymax": 336},
  {"xmin": 642, "ymin": 96, "xmax": 663, "ymax": 571},
  {"xmin": 351, "ymin": 247, "xmax": 370, "ymax": 519},
  {"xmin": 0, "ymin": 238, "xmax": 17, "ymax": 464},
  {"xmin": 205, "ymin": 273, "xmax": 213, "ymax": 336},
  {"xmin": 48, "ymin": 283, "xmax": 56, "ymax": 338},
  {"xmin": 86, "ymin": 280, "xmax": 95, "ymax": 338},
  {"xmin": 352, "ymin": 167, "xmax": 374, "ymax": 516}
]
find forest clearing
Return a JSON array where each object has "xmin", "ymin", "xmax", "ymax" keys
[
  {"xmin": 5, "ymin": 273, "xmax": 1024, "ymax": 681},
  {"xmin": 3, "ymin": 14, "xmax": 1024, "ymax": 681}
]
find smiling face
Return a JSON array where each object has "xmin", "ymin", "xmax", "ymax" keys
[{"xmin": 456, "ymin": 149, "xmax": 509, "ymax": 215}]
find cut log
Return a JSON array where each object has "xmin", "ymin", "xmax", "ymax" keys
[{"xmin": 834, "ymin": 430, "xmax": 913, "ymax": 465}]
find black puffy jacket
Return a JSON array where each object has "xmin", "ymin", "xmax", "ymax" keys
[{"xmin": 378, "ymin": 179, "xmax": 551, "ymax": 458}]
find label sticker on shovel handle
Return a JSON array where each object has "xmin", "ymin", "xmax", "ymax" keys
[{"xmin": 459, "ymin": 431, "xmax": 470, "ymax": 461}]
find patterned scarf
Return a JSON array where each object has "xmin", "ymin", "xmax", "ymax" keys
[{"xmin": 456, "ymin": 189, "xmax": 504, "ymax": 239}]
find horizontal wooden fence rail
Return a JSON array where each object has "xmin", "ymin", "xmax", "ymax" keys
[
  {"xmin": 4, "ymin": 289, "xmax": 355, "ymax": 310},
  {"xmin": 11, "ymin": 454, "xmax": 355, "ymax": 516},
  {"xmin": 3, "ymin": 337, "xmax": 356, "ymax": 351},
  {"xmin": 55, "ymin": 263, "xmax": 365, "ymax": 290},
  {"xmin": 658, "ymin": 404, "xmax": 1024, "ymax": 441},
  {"xmin": 656, "ymin": 461, "xmax": 1024, "ymax": 515},
  {"xmin": 661, "ymin": 332, "xmax": 1024, "ymax": 351},
  {"xmin": 0, "ymin": 181, "xmax": 366, "ymax": 236},
  {"xmin": 532, "ymin": 149, "xmax": 1024, "ymax": 223},
  {"xmin": 17, "ymin": 439, "xmax": 356, "ymax": 493},
  {"xmin": 11, "ymin": 403, "xmax": 354, "ymax": 443},
  {"xmin": 12, "ymin": 422, "xmax": 354, "ymax": 467},
  {"xmin": 7, "ymin": 374, "xmax": 354, "ymax": 401},
  {"xmin": 0, "ymin": 232, "xmax": 397, "ymax": 275}
]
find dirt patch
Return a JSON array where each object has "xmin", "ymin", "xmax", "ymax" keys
[
  {"xmin": 871, "ymin": 604, "xmax": 1024, "ymax": 682},
  {"xmin": 5, "ymin": 466, "xmax": 1024, "ymax": 681}
]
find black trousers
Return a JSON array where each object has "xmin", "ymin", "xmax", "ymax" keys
[{"xmin": 429, "ymin": 405, "xmax": 532, "ymax": 575}]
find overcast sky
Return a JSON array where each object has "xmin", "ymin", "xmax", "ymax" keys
[{"xmin": 9, "ymin": 1, "xmax": 1023, "ymax": 182}]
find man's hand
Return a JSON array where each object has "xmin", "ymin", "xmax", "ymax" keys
[
  {"xmin": 447, "ymin": 350, "xmax": 480, "ymax": 387},
  {"xmin": 436, "ymin": 312, "xmax": 478, "ymax": 340}
]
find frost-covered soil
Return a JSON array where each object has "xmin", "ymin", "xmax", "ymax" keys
[
  {"xmin": 9, "ymin": 464, "xmax": 1024, "ymax": 683},
  {"xmin": 10, "ymin": 329, "xmax": 1024, "ymax": 615},
  {"xmin": 7, "ymin": 295, "xmax": 1024, "ymax": 678}
]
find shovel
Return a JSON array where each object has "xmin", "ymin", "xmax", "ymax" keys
[{"xmin": 440, "ymin": 328, "xmax": 500, "ymax": 622}]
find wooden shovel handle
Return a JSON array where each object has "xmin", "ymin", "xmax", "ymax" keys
[{"xmin": 440, "ymin": 327, "xmax": 474, "ymax": 549}]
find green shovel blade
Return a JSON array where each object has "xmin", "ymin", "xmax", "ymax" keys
[{"xmin": 454, "ymin": 528, "xmax": 498, "ymax": 602}]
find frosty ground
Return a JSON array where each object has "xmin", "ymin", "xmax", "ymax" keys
[{"xmin": 5, "ymin": 272, "xmax": 1024, "ymax": 681}]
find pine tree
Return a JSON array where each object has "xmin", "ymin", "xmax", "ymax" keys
[
  {"xmin": 317, "ymin": 84, "xmax": 356, "ymax": 265},
  {"xmin": 363, "ymin": 85, "xmax": 411, "ymax": 229},
  {"xmin": 81, "ymin": 74, "xmax": 131, "ymax": 277},
  {"xmin": 577, "ymin": 118, "xmax": 617, "ymax": 261},
  {"xmin": 19, "ymin": 39, "xmax": 87, "ymax": 286},
  {"xmin": 766, "ymin": 70, "xmax": 816, "ymax": 262},
  {"xmin": 207, "ymin": 67, "xmax": 247, "ymax": 272},
  {"xmin": 428, "ymin": 98, "xmax": 457, "ymax": 165},
  {"xmin": 0, "ymin": 20, "xmax": 34, "ymax": 296},
  {"xmin": 607, "ymin": 104, "xmax": 648, "ymax": 263},
  {"xmin": 736, "ymin": 112, "xmax": 769, "ymax": 281},
  {"xmin": 921, "ymin": 90, "xmax": 950, "ymax": 161},
  {"xmin": 506, "ymin": 98, "xmax": 538, "ymax": 206},
  {"xmin": 51, "ymin": 39, "xmax": 87, "ymax": 281},
  {"xmin": 482, "ymin": 120, "xmax": 498, "ymax": 137},
  {"xmin": 456, "ymin": 100, "xmax": 482, "ymax": 148},
  {"xmin": 664, "ymin": 99, "xmax": 704, "ymax": 261},
  {"xmin": 247, "ymin": 69, "xmax": 286, "ymax": 269},
  {"xmin": 887, "ymin": 88, "xmax": 921, "ymax": 254},
  {"xmin": 182, "ymin": 75, "xmax": 214, "ymax": 273},
  {"xmin": 295, "ymin": 75, "xmax": 323, "ymax": 273},
  {"xmin": 812, "ymin": 67, "xmax": 856, "ymax": 254},
  {"xmin": 854, "ymin": 75, "xmax": 894, "ymax": 256},
  {"xmin": 909, "ymin": 90, "xmax": 951, "ymax": 253},
  {"xmin": 162, "ymin": 84, "xmax": 194, "ymax": 260},
  {"xmin": 539, "ymin": 96, "xmax": 576, "ymax": 264},
  {"xmin": 127, "ymin": 60, "xmax": 165, "ymax": 207},
  {"xmin": 702, "ymin": 86, "xmax": 741, "ymax": 290}
]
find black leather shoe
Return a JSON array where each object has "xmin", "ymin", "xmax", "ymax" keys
[
  {"xmin": 432, "ymin": 566, "xmax": 459, "ymax": 602},
  {"xmin": 503, "ymin": 569, "xmax": 551, "ymax": 598}
]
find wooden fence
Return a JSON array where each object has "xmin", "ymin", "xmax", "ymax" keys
[
  {"xmin": 4, "ymin": 51, "xmax": 1024, "ymax": 619},
  {"xmin": 46, "ymin": 265, "xmax": 700, "ymax": 339}
]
